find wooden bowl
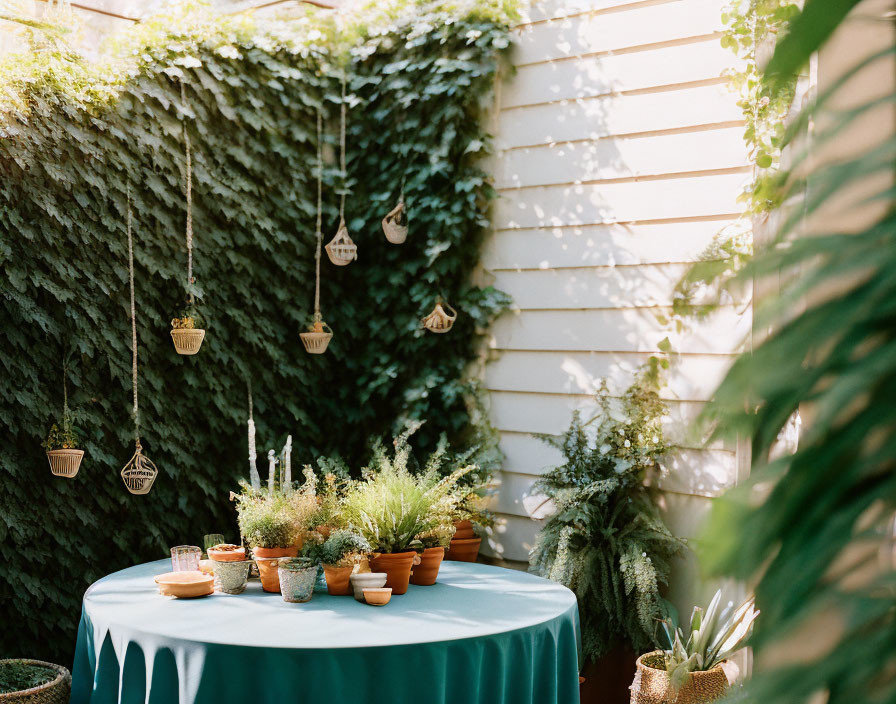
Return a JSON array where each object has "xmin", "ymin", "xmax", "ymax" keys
[
  {"xmin": 363, "ymin": 587, "xmax": 392, "ymax": 606},
  {"xmin": 154, "ymin": 571, "xmax": 214, "ymax": 598}
]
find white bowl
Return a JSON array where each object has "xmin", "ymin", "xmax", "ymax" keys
[{"xmin": 350, "ymin": 572, "xmax": 387, "ymax": 602}]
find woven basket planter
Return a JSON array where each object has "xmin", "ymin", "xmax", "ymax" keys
[
  {"xmin": 325, "ymin": 223, "xmax": 357, "ymax": 266},
  {"xmin": 421, "ymin": 302, "xmax": 456, "ymax": 333},
  {"xmin": 170, "ymin": 328, "xmax": 205, "ymax": 355},
  {"xmin": 382, "ymin": 201, "xmax": 408, "ymax": 244},
  {"xmin": 45, "ymin": 449, "xmax": 83, "ymax": 478},
  {"xmin": 630, "ymin": 652, "xmax": 729, "ymax": 704},
  {"xmin": 0, "ymin": 660, "xmax": 70, "ymax": 704},
  {"xmin": 300, "ymin": 321, "xmax": 333, "ymax": 355}
]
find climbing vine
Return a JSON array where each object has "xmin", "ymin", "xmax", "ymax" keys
[{"xmin": 0, "ymin": 0, "xmax": 513, "ymax": 663}]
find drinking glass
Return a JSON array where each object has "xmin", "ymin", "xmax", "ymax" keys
[{"xmin": 170, "ymin": 545, "xmax": 202, "ymax": 572}]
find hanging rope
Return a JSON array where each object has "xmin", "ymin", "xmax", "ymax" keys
[
  {"xmin": 181, "ymin": 81, "xmax": 194, "ymax": 305},
  {"xmin": 61, "ymin": 357, "xmax": 71, "ymax": 433},
  {"xmin": 314, "ymin": 108, "xmax": 324, "ymax": 321},
  {"xmin": 126, "ymin": 185, "xmax": 141, "ymax": 447},
  {"xmin": 338, "ymin": 70, "xmax": 347, "ymax": 226}
]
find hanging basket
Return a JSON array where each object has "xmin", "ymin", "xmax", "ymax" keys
[
  {"xmin": 120, "ymin": 444, "xmax": 158, "ymax": 495},
  {"xmin": 422, "ymin": 302, "xmax": 457, "ymax": 334},
  {"xmin": 46, "ymin": 449, "xmax": 84, "ymax": 478},
  {"xmin": 382, "ymin": 200, "xmax": 408, "ymax": 244},
  {"xmin": 629, "ymin": 652, "xmax": 730, "ymax": 704},
  {"xmin": 170, "ymin": 327, "xmax": 205, "ymax": 355},
  {"xmin": 300, "ymin": 320, "xmax": 333, "ymax": 355},
  {"xmin": 325, "ymin": 222, "xmax": 358, "ymax": 266}
]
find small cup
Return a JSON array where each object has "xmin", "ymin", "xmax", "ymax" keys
[
  {"xmin": 363, "ymin": 587, "xmax": 392, "ymax": 606},
  {"xmin": 170, "ymin": 545, "xmax": 202, "ymax": 572}
]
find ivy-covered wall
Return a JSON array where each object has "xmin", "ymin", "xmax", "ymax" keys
[{"xmin": 0, "ymin": 2, "xmax": 512, "ymax": 663}]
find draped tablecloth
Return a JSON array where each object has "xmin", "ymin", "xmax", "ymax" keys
[{"xmin": 71, "ymin": 559, "xmax": 580, "ymax": 704}]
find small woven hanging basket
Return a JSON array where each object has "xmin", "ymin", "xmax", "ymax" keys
[
  {"xmin": 170, "ymin": 328, "xmax": 205, "ymax": 355},
  {"xmin": 325, "ymin": 223, "xmax": 358, "ymax": 266},
  {"xmin": 121, "ymin": 447, "xmax": 158, "ymax": 495},
  {"xmin": 45, "ymin": 449, "xmax": 83, "ymax": 478},
  {"xmin": 0, "ymin": 659, "xmax": 71, "ymax": 704},
  {"xmin": 300, "ymin": 321, "xmax": 333, "ymax": 355},
  {"xmin": 382, "ymin": 201, "xmax": 408, "ymax": 244},
  {"xmin": 629, "ymin": 652, "xmax": 729, "ymax": 704},
  {"xmin": 422, "ymin": 302, "xmax": 457, "ymax": 334}
]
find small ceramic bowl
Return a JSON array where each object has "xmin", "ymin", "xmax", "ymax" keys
[
  {"xmin": 207, "ymin": 545, "xmax": 247, "ymax": 562},
  {"xmin": 350, "ymin": 572, "xmax": 387, "ymax": 602},
  {"xmin": 154, "ymin": 571, "xmax": 214, "ymax": 598},
  {"xmin": 363, "ymin": 587, "xmax": 392, "ymax": 606}
]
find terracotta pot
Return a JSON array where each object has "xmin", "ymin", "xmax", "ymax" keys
[
  {"xmin": 446, "ymin": 537, "xmax": 481, "ymax": 563},
  {"xmin": 350, "ymin": 572, "xmax": 387, "ymax": 602},
  {"xmin": 208, "ymin": 545, "xmax": 246, "ymax": 562},
  {"xmin": 409, "ymin": 547, "xmax": 445, "ymax": 586},
  {"xmin": 253, "ymin": 546, "xmax": 298, "ymax": 593},
  {"xmin": 363, "ymin": 587, "xmax": 392, "ymax": 606},
  {"xmin": 368, "ymin": 551, "xmax": 419, "ymax": 595},
  {"xmin": 323, "ymin": 564, "xmax": 354, "ymax": 595},
  {"xmin": 453, "ymin": 520, "xmax": 475, "ymax": 540},
  {"xmin": 630, "ymin": 651, "xmax": 729, "ymax": 704}
]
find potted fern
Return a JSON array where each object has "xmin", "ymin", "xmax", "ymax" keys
[
  {"xmin": 43, "ymin": 407, "xmax": 83, "ymax": 478},
  {"xmin": 630, "ymin": 590, "xmax": 758, "ymax": 703}
]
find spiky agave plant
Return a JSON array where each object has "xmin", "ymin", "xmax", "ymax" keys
[{"xmin": 658, "ymin": 590, "xmax": 759, "ymax": 691}]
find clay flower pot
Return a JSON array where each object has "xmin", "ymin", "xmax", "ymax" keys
[
  {"xmin": 446, "ymin": 537, "xmax": 481, "ymax": 563},
  {"xmin": 409, "ymin": 547, "xmax": 445, "ymax": 586},
  {"xmin": 367, "ymin": 551, "xmax": 420, "ymax": 595},
  {"xmin": 323, "ymin": 564, "xmax": 354, "ymax": 596},
  {"xmin": 212, "ymin": 560, "xmax": 251, "ymax": 594},
  {"xmin": 208, "ymin": 544, "xmax": 246, "ymax": 562},
  {"xmin": 350, "ymin": 572, "xmax": 387, "ymax": 602},
  {"xmin": 629, "ymin": 651, "xmax": 730, "ymax": 704},
  {"xmin": 253, "ymin": 546, "xmax": 298, "ymax": 593},
  {"xmin": 46, "ymin": 448, "xmax": 84, "ymax": 478},
  {"xmin": 453, "ymin": 520, "xmax": 475, "ymax": 540}
]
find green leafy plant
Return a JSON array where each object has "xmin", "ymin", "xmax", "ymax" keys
[
  {"xmin": 42, "ymin": 422, "xmax": 78, "ymax": 451},
  {"xmin": 233, "ymin": 483, "xmax": 318, "ymax": 549},
  {"xmin": 170, "ymin": 303, "xmax": 205, "ymax": 330},
  {"xmin": 318, "ymin": 529, "xmax": 371, "ymax": 567},
  {"xmin": 655, "ymin": 590, "xmax": 759, "ymax": 691},
  {"xmin": 0, "ymin": 0, "xmax": 512, "ymax": 662},
  {"xmin": 695, "ymin": 2, "xmax": 896, "ymax": 703},
  {"xmin": 529, "ymin": 372, "xmax": 684, "ymax": 660},
  {"xmin": 0, "ymin": 661, "xmax": 58, "ymax": 695}
]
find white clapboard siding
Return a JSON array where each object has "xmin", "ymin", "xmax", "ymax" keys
[
  {"xmin": 490, "ymin": 307, "xmax": 749, "ymax": 354},
  {"xmin": 485, "ymin": 350, "xmax": 734, "ymax": 400},
  {"xmin": 503, "ymin": 38, "xmax": 743, "ymax": 108},
  {"xmin": 482, "ymin": 219, "xmax": 740, "ymax": 269},
  {"xmin": 490, "ymin": 265, "xmax": 749, "ymax": 309},
  {"xmin": 514, "ymin": 0, "xmax": 724, "ymax": 66},
  {"xmin": 498, "ymin": 84, "xmax": 742, "ymax": 149},
  {"xmin": 481, "ymin": 0, "xmax": 750, "ymax": 583},
  {"xmin": 495, "ymin": 172, "xmax": 748, "ymax": 228},
  {"xmin": 498, "ymin": 128, "xmax": 749, "ymax": 189}
]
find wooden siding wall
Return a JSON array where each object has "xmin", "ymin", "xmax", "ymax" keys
[{"xmin": 482, "ymin": 0, "xmax": 751, "ymax": 605}]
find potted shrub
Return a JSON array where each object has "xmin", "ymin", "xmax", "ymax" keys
[
  {"xmin": 630, "ymin": 590, "xmax": 758, "ymax": 704},
  {"xmin": 0, "ymin": 658, "xmax": 70, "ymax": 702},
  {"xmin": 409, "ymin": 526, "xmax": 451, "ymax": 586},
  {"xmin": 316, "ymin": 529, "xmax": 370, "ymax": 596},
  {"xmin": 43, "ymin": 416, "xmax": 83, "ymax": 479},
  {"xmin": 233, "ymin": 484, "xmax": 317, "ymax": 593},
  {"xmin": 170, "ymin": 305, "xmax": 206, "ymax": 356}
]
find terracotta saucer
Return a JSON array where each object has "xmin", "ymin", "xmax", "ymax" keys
[{"xmin": 154, "ymin": 571, "xmax": 214, "ymax": 598}]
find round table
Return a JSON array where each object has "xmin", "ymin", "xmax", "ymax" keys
[{"xmin": 71, "ymin": 559, "xmax": 581, "ymax": 704}]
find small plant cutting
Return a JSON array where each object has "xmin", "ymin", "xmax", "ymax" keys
[
  {"xmin": 630, "ymin": 590, "xmax": 759, "ymax": 704},
  {"xmin": 529, "ymin": 370, "xmax": 684, "ymax": 664},
  {"xmin": 232, "ymin": 480, "xmax": 318, "ymax": 593}
]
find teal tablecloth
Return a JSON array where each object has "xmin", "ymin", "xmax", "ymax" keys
[{"xmin": 71, "ymin": 559, "xmax": 580, "ymax": 704}]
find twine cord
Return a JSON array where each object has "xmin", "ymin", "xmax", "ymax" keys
[
  {"xmin": 314, "ymin": 108, "xmax": 323, "ymax": 320},
  {"xmin": 62, "ymin": 358, "xmax": 71, "ymax": 434},
  {"xmin": 126, "ymin": 185, "xmax": 140, "ymax": 446},
  {"xmin": 181, "ymin": 81, "xmax": 194, "ymax": 305},
  {"xmin": 338, "ymin": 70, "xmax": 347, "ymax": 225}
]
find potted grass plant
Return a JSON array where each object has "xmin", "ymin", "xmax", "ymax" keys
[
  {"xmin": 0, "ymin": 659, "xmax": 70, "ymax": 702},
  {"xmin": 233, "ymin": 482, "xmax": 317, "ymax": 593},
  {"xmin": 630, "ymin": 590, "xmax": 758, "ymax": 704}
]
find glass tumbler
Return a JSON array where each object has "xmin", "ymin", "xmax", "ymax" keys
[{"xmin": 170, "ymin": 545, "xmax": 202, "ymax": 572}]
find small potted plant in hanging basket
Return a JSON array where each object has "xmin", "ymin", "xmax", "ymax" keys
[
  {"xmin": 300, "ymin": 315, "xmax": 333, "ymax": 355},
  {"xmin": 43, "ymin": 418, "xmax": 83, "ymax": 479},
  {"xmin": 0, "ymin": 658, "xmax": 71, "ymax": 703},
  {"xmin": 630, "ymin": 590, "xmax": 757, "ymax": 704},
  {"xmin": 421, "ymin": 300, "xmax": 457, "ymax": 333},
  {"xmin": 170, "ymin": 304, "xmax": 206, "ymax": 356},
  {"xmin": 233, "ymin": 483, "xmax": 317, "ymax": 593},
  {"xmin": 318, "ymin": 529, "xmax": 370, "ymax": 596},
  {"xmin": 382, "ymin": 199, "xmax": 408, "ymax": 244}
]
